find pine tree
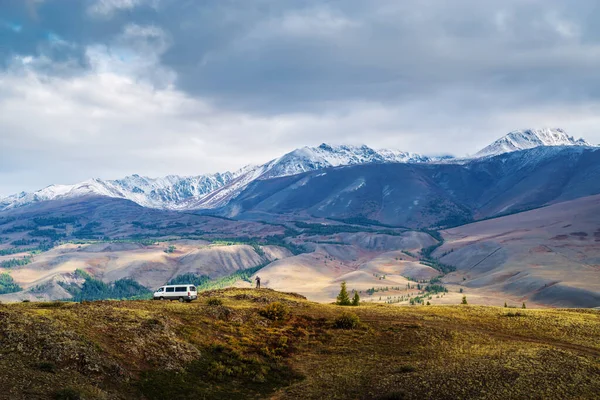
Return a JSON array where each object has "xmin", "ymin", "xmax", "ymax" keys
[
  {"xmin": 461, "ymin": 295, "xmax": 467, "ymax": 305},
  {"xmin": 352, "ymin": 292, "xmax": 360, "ymax": 306},
  {"xmin": 522, "ymin": 302, "xmax": 526, "ymax": 309},
  {"xmin": 336, "ymin": 281, "xmax": 351, "ymax": 306},
  {"xmin": 504, "ymin": 302, "xmax": 507, "ymax": 308}
]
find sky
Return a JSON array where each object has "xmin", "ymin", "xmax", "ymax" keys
[{"xmin": 1, "ymin": 0, "xmax": 600, "ymax": 196}]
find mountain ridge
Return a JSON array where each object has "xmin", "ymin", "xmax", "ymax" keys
[
  {"xmin": 0, "ymin": 143, "xmax": 437, "ymax": 211},
  {"xmin": 474, "ymin": 128, "xmax": 592, "ymax": 158},
  {"xmin": 215, "ymin": 145, "xmax": 600, "ymax": 227},
  {"xmin": 1, "ymin": 128, "xmax": 596, "ymax": 212}
]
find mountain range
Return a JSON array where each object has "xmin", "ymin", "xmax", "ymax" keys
[
  {"xmin": 219, "ymin": 145, "xmax": 600, "ymax": 227},
  {"xmin": 0, "ymin": 128, "xmax": 594, "ymax": 212},
  {"xmin": 1, "ymin": 127, "xmax": 600, "ymax": 308}
]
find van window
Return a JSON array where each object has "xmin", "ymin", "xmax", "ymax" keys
[
  {"xmin": 166, "ymin": 287, "xmax": 175, "ymax": 293},
  {"xmin": 189, "ymin": 286, "xmax": 197, "ymax": 292},
  {"xmin": 175, "ymin": 286, "xmax": 186, "ymax": 292},
  {"xmin": 157, "ymin": 288, "xmax": 164, "ymax": 292}
]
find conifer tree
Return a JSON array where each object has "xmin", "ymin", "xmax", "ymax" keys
[
  {"xmin": 522, "ymin": 302, "xmax": 526, "ymax": 309},
  {"xmin": 336, "ymin": 281, "xmax": 351, "ymax": 306},
  {"xmin": 352, "ymin": 292, "xmax": 360, "ymax": 306},
  {"xmin": 461, "ymin": 295, "xmax": 468, "ymax": 305},
  {"xmin": 504, "ymin": 302, "xmax": 508, "ymax": 308}
]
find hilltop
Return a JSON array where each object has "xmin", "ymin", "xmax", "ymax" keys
[{"xmin": 0, "ymin": 288, "xmax": 599, "ymax": 399}]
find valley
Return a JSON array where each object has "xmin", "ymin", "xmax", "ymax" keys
[
  {"xmin": 1, "ymin": 191, "xmax": 599, "ymax": 308},
  {"xmin": 0, "ymin": 130, "xmax": 599, "ymax": 308}
]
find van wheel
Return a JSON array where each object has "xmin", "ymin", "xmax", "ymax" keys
[
  {"xmin": 178, "ymin": 297, "xmax": 185, "ymax": 303},
  {"xmin": 159, "ymin": 297, "xmax": 164, "ymax": 301}
]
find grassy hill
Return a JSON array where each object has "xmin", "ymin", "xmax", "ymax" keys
[{"xmin": 0, "ymin": 288, "xmax": 599, "ymax": 399}]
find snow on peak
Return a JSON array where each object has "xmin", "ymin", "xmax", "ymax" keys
[
  {"xmin": 0, "ymin": 142, "xmax": 441, "ymax": 212},
  {"xmin": 183, "ymin": 143, "xmax": 434, "ymax": 210},
  {"xmin": 474, "ymin": 128, "xmax": 592, "ymax": 158},
  {"xmin": 257, "ymin": 143, "xmax": 431, "ymax": 180},
  {"xmin": 0, "ymin": 173, "xmax": 235, "ymax": 211}
]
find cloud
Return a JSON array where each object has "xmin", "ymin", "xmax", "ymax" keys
[
  {"xmin": 87, "ymin": 0, "xmax": 157, "ymax": 17},
  {"xmin": 3, "ymin": 21, "xmax": 23, "ymax": 33},
  {"xmin": 1, "ymin": 0, "xmax": 600, "ymax": 196},
  {"xmin": 261, "ymin": 6, "xmax": 359, "ymax": 39}
]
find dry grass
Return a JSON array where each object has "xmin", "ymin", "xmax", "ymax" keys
[{"xmin": 0, "ymin": 288, "xmax": 598, "ymax": 399}]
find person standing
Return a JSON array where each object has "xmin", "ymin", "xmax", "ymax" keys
[{"xmin": 255, "ymin": 276, "xmax": 261, "ymax": 289}]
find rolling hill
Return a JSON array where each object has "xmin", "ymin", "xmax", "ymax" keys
[{"xmin": 0, "ymin": 289, "xmax": 599, "ymax": 399}]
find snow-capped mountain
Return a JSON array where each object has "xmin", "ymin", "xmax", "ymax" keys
[
  {"xmin": 0, "ymin": 173, "xmax": 235, "ymax": 211},
  {"xmin": 0, "ymin": 143, "xmax": 434, "ymax": 211},
  {"xmin": 1, "ymin": 130, "xmax": 595, "ymax": 212},
  {"xmin": 261, "ymin": 143, "xmax": 433, "ymax": 179},
  {"xmin": 183, "ymin": 144, "xmax": 437, "ymax": 209},
  {"xmin": 474, "ymin": 128, "xmax": 592, "ymax": 158}
]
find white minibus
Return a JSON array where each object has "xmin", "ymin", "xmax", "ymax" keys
[{"xmin": 153, "ymin": 284, "xmax": 197, "ymax": 302}]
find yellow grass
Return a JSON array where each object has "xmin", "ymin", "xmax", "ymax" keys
[{"xmin": 0, "ymin": 288, "xmax": 598, "ymax": 399}]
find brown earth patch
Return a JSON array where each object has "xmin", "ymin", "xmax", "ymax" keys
[{"xmin": 530, "ymin": 246, "xmax": 552, "ymax": 254}]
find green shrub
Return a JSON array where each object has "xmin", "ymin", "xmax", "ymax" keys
[
  {"xmin": 333, "ymin": 312, "xmax": 361, "ymax": 329},
  {"xmin": 138, "ymin": 344, "xmax": 300, "ymax": 399},
  {"xmin": 0, "ymin": 273, "xmax": 22, "ymax": 294},
  {"xmin": 461, "ymin": 295, "xmax": 467, "ymax": 305},
  {"xmin": 259, "ymin": 302, "xmax": 290, "ymax": 321},
  {"xmin": 53, "ymin": 388, "xmax": 82, "ymax": 400},
  {"xmin": 37, "ymin": 361, "xmax": 56, "ymax": 373},
  {"xmin": 37, "ymin": 301, "xmax": 67, "ymax": 308},
  {"xmin": 60, "ymin": 275, "xmax": 151, "ymax": 301},
  {"xmin": 396, "ymin": 365, "xmax": 416, "ymax": 374},
  {"xmin": 374, "ymin": 390, "xmax": 408, "ymax": 400},
  {"xmin": 0, "ymin": 256, "xmax": 33, "ymax": 269},
  {"xmin": 504, "ymin": 311, "xmax": 525, "ymax": 317},
  {"xmin": 207, "ymin": 298, "xmax": 223, "ymax": 306}
]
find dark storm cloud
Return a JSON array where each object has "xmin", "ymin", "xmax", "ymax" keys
[
  {"xmin": 1, "ymin": 0, "xmax": 600, "ymax": 196},
  {"xmin": 145, "ymin": 0, "xmax": 600, "ymax": 112},
  {"xmin": 3, "ymin": 0, "xmax": 600, "ymax": 111}
]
